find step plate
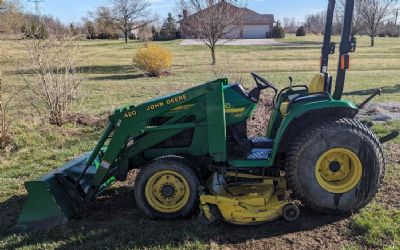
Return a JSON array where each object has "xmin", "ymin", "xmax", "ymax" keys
[
  {"xmin": 246, "ymin": 148, "xmax": 272, "ymax": 160},
  {"xmin": 249, "ymin": 137, "xmax": 274, "ymax": 149}
]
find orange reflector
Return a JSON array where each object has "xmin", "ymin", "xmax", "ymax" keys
[{"xmin": 340, "ymin": 54, "xmax": 350, "ymax": 70}]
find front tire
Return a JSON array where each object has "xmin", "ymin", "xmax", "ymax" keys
[
  {"xmin": 286, "ymin": 118, "xmax": 385, "ymax": 214},
  {"xmin": 134, "ymin": 156, "xmax": 200, "ymax": 219}
]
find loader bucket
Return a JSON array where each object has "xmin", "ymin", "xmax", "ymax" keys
[{"xmin": 16, "ymin": 152, "xmax": 98, "ymax": 231}]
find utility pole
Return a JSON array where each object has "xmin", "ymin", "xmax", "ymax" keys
[
  {"xmin": 394, "ymin": 8, "xmax": 399, "ymax": 36},
  {"xmin": 28, "ymin": 0, "xmax": 44, "ymax": 23}
]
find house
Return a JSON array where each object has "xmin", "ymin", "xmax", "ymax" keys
[{"xmin": 179, "ymin": 2, "xmax": 274, "ymax": 39}]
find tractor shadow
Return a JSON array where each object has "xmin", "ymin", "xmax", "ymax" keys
[
  {"xmin": 0, "ymin": 185, "xmax": 349, "ymax": 249},
  {"xmin": 79, "ymin": 65, "xmax": 133, "ymax": 75},
  {"xmin": 88, "ymin": 73, "xmax": 146, "ymax": 81}
]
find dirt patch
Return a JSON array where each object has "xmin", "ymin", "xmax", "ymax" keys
[
  {"xmin": 247, "ymin": 93, "xmax": 274, "ymax": 137},
  {"xmin": 374, "ymin": 144, "xmax": 400, "ymax": 210},
  {"xmin": 73, "ymin": 113, "xmax": 109, "ymax": 127},
  {"xmin": 359, "ymin": 102, "xmax": 400, "ymax": 121},
  {"xmin": 375, "ymin": 180, "xmax": 400, "ymax": 210},
  {"xmin": 1, "ymin": 167, "xmax": 397, "ymax": 249},
  {"xmin": 91, "ymin": 169, "xmax": 398, "ymax": 249},
  {"xmin": 62, "ymin": 112, "xmax": 110, "ymax": 127},
  {"xmin": 0, "ymin": 133, "xmax": 17, "ymax": 152},
  {"xmin": 75, "ymin": 114, "xmax": 106, "ymax": 126},
  {"xmin": 386, "ymin": 143, "xmax": 400, "ymax": 164},
  {"xmin": 89, "ymin": 176, "xmax": 356, "ymax": 249}
]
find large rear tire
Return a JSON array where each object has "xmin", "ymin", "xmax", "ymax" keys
[
  {"xmin": 286, "ymin": 118, "xmax": 385, "ymax": 214},
  {"xmin": 134, "ymin": 156, "xmax": 200, "ymax": 219}
]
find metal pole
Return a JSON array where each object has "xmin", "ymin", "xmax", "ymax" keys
[
  {"xmin": 333, "ymin": 0, "xmax": 355, "ymax": 100},
  {"xmin": 320, "ymin": 0, "xmax": 336, "ymax": 74},
  {"xmin": 28, "ymin": 0, "xmax": 44, "ymax": 23}
]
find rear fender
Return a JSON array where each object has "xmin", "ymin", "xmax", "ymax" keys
[{"xmin": 270, "ymin": 100, "xmax": 358, "ymax": 163}]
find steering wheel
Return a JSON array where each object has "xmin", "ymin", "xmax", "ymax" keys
[{"xmin": 251, "ymin": 72, "xmax": 278, "ymax": 91}]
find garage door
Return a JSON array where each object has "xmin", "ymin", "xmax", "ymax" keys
[{"xmin": 243, "ymin": 25, "xmax": 270, "ymax": 39}]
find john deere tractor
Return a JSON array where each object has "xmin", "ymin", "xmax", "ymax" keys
[{"xmin": 17, "ymin": 0, "xmax": 398, "ymax": 230}]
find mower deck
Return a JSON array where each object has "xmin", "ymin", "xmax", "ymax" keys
[{"xmin": 199, "ymin": 174, "xmax": 289, "ymax": 225}]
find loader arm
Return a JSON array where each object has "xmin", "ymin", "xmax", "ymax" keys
[
  {"xmin": 83, "ymin": 79, "xmax": 228, "ymax": 203},
  {"xmin": 17, "ymin": 79, "xmax": 228, "ymax": 230}
]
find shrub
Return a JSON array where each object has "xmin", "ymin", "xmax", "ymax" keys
[
  {"xmin": 296, "ymin": 26, "xmax": 306, "ymax": 36},
  {"xmin": 97, "ymin": 32, "xmax": 119, "ymax": 40},
  {"xmin": 392, "ymin": 32, "xmax": 400, "ymax": 38},
  {"xmin": 110, "ymin": 33, "xmax": 120, "ymax": 40},
  {"xmin": 386, "ymin": 31, "xmax": 400, "ymax": 37},
  {"xmin": 133, "ymin": 44, "xmax": 172, "ymax": 77},
  {"xmin": 21, "ymin": 23, "xmax": 49, "ymax": 39},
  {"xmin": 22, "ymin": 34, "xmax": 82, "ymax": 125},
  {"xmin": 0, "ymin": 71, "xmax": 16, "ymax": 151},
  {"xmin": 378, "ymin": 32, "xmax": 387, "ymax": 37},
  {"xmin": 271, "ymin": 21, "xmax": 285, "ymax": 38}
]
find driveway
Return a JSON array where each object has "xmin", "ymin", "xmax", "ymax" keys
[{"xmin": 179, "ymin": 39, "xmax": 289, "ymax": 46}]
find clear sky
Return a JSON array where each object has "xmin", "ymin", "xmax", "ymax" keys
[{"xmin": 23, "ymin": 0, "xmax": 326, "ymax": 24}]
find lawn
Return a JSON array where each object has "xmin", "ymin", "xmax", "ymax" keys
[{"xmin": 0, "ymin": 35, "xmax": 399, "ymax": 249}]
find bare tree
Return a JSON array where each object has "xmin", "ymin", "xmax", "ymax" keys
[
  {"xmin": 137, "ymin": 23, "xmax": 154, "ymax": 46},
  {"xmin": 359, "ymin": 0, "xmax": 399, "ymax": 46},
  {"xmin": 283, "ymin": 17, "xmax": 298, "ymax": 34},
  {"xmin": 0, "ymin": 71, "xmax": 15, "ymax": 149},
  {"xmin": 304, "ymin": 12, "xmax": 326, "ymax": 34},
  {"xmin": 108, "ymin": 0, "xmax": 151, "ymax": 43},
  {"xmin": 94, "ymin": 6, "xmax": 117, "ymax": 36},
  {"xmin": 335, "ymin": 0, "xmax": 364, "ymax": 36},
  {"xmin": 18, "ymin": 33, "xmax": 82, "ymax": 125},
  {"xmin": 179, "ymin": 0, "xmax": 246, "ymax": 65},
  {"xmin": 82, "ymin": 17, "xmax": 97, "ymax": 39}
]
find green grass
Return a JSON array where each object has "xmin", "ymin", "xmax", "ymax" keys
[
  {"xmin": 0, "ymin": 35, "xmax": 399, "ymax": 249},
  {"xmin": 352, "ymin": 204, "xmax": 400, "ymax": 249}
]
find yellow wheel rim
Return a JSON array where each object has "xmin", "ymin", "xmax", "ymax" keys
[
  {"xmin": 315, "ymin": 148, "xmax": 363, "ymax": 193},
  {"xmin": 145, "ymin": 170, "xmax": 190, "ymax": 213}
]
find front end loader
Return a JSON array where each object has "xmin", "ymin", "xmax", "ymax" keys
[{"xmin": 17, "ymin": 0, "xmax": 398, "ymax": 230}]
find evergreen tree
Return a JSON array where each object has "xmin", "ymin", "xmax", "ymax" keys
[
  {"xmin": 271, "ymin": 21, "xmax": 285, "ymax": 38},
  {"xmin": 69, "ymin": 23, "xmax": 79, "ymax": 36},
  {"xmin": 296, "ymin": 26, "xmax": 306, "ymax": 36},
  {"xmin": 159, "ymin": 13, "xmax": 177, "ymax": 40}
]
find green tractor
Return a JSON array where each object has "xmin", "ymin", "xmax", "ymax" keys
[{"xmin": 17, "ymin": 0, "xmax": 398, "ymax": 230}]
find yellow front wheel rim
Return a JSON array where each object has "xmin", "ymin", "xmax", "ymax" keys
[
  {"xmin": 145, "ymin": 170, "xmax": 190, "ymax": 213},
  {"xmin": 315, "ymin": 148, "xmax": 363, "ymax": 193}
]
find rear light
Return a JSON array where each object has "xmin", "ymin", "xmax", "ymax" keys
[{"xmin": 340, "ymin": 54, "xmax": 350, "ymax": 70}]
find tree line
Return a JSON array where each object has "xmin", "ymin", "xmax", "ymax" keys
[
  {"xmin": 0, "ymin": 0, "xmax": 178, "ymax": 43},
  {"xmin": 283, "ymin": 0, "xmax": 399, "ymax": 46}
]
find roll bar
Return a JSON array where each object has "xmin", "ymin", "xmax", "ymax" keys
[{"xmin": 320, "ymin": 0, "xmax": 355, "ymax": 100}]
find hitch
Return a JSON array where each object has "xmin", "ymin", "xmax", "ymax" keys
[
  {"xmin": 358, "ymin": 88, "xmax": 382, "ymax": 109},
  {"xmin": 380, "ymin": 130, "xmax": 399, "ymax": 144}
]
